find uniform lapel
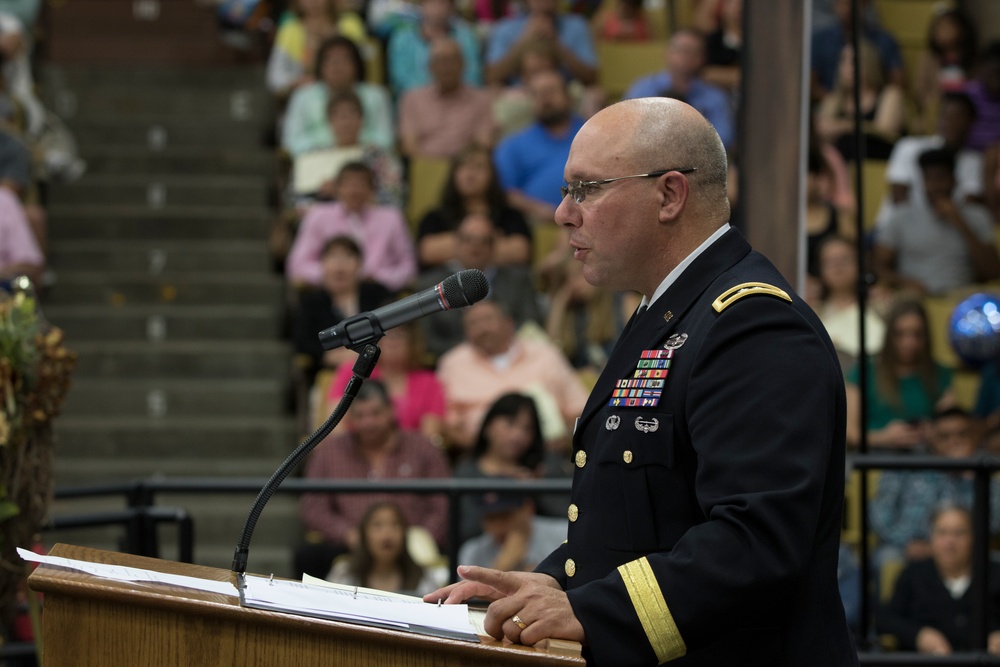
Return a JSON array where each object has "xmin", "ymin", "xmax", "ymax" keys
[{"xmin": 574, "ymin": 229, "xmax": 752, "ymax": 439}]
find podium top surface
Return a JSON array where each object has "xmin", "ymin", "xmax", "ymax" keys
[{"xmin": 29, "ymin": 544, "xmax": 584, "ymax": 666}]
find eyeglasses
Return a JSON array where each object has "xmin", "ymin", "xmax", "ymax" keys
[{"xmin": 559, "ymin": 167, "xmax": 697, "ymax": 204}]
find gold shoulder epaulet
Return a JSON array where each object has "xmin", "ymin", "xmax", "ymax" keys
[{"xmin": 712, "ymin": 282, "xmax": 792, "ymax": 313}]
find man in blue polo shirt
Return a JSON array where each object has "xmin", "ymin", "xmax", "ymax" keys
[{"xmin": 494, "ymin": 69, "xmax": 584, "ymax": 224}]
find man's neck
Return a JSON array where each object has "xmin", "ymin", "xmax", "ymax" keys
[
  {"xmin": 540, "ymin": 117, "xmax": 573, "ymax": 137},
  {"xmin": 436, "ymin": 81, "xmax": 462, "ymax": 97}
]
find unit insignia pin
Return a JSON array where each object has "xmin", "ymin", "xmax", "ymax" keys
[
  {"xmin": 605, "ymin": 415, "xmax": 621, "ymax": 431},
  {"xmin": 664, "ymin": 333, "xmax": 688, "ymax": 350}
]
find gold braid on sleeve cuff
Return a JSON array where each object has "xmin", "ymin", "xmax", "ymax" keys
[{"xmin": 618, "ymin": 557, "xmax": 687, "ymax": 664}]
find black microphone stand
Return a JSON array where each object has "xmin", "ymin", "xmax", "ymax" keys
[{"xmin": 231, "ymin": 340, "xmax": 382, "ymax": 579}]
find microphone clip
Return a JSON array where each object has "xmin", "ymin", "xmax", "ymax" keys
[{"xmin": 319, "ymin": 311, "xmax": 385, "ymax": 352}]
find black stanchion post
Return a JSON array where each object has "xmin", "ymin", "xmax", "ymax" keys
[
  {"xmin": 447, "ymin": 488, "xmax": 462, "ymax": 584},
  {"xmin": 972, "ymin": 463, "xmax": 990, "ymax": 651}
]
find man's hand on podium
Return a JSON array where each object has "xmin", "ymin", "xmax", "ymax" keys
[{"xmin": 423, "ymin": 566, "xmax": 586, "ymax": 647}]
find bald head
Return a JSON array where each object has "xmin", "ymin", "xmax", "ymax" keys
[{"xmin": 618, "ymin": 98, "xmax": 728, "ymax": 214}]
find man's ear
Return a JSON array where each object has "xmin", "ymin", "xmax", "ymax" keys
[{"xmin": 657, "ymin": 171, "xmax": 690, "ymax": 224}]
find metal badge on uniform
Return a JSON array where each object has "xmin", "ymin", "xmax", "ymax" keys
[
  {"xmin": 605, "ymin": 415, "xmax": 621, "ymax": 431},
  {"xmin": 664, "ymin": 333, "xmax": 688, "ymax": 350},
  {"xmin": 635, "ymin": 417, "xmax": 659, "ymax": 433}
]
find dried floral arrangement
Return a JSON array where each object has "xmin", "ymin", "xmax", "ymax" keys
[{"xmin": 0, "ymin": 279, "xmax": 76, "ymax": 633}]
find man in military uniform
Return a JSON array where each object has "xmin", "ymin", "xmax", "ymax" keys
[{"xmin": 426, "ymin": 98, "xmax": 857, "ymax": 666}]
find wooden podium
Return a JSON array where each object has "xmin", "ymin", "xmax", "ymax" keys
[{"xmin": 28, "ymin": 544, "xmax": 585, "ymax": 667}]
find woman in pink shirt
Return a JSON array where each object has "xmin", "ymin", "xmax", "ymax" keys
[{"xmin": 324, "ymin": 321, "xmax": 446, "ymax": 442}]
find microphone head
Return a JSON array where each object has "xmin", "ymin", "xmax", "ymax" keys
[{"xmin": 444, "ymin": 269, "xmax": 490, "ymax": 308}]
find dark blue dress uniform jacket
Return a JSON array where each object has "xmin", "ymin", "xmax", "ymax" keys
[{"xmin": 535, "ymin": 228, "xmax": 859, "ymax": 666}]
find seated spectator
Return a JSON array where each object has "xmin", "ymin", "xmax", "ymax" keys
[
  {"xmin": 457, "ymin": 489, "xmax": 567, "ymax": 572},
  {"xmin": 491, "ymin": 41, "xmax": 601, "ymax": 139},
  {"xmin": 846, "ymin": 299, "xmax": 955, "ymax": 450},
  {"xmin": 693, "ymin": 0, "xmax": 742, "ymax": 95},
  {"xmin": 964, "ymin": 42, "xmax": 1000, "ymax": 153},
  {"xmin": 326, "ymin": 501, "xmax": 446, "ymax": 595},
  {"xmin": 398, "ymin": 38, "xmax": 496, "ymax": 160},
  {"xmin": 815, "ymin": 39, "xmax": 906, "ymax": 161},
  {"xmin": 416, "ymin": 146, "xmax": 532, "ymax": 268},
  {"xmin": 297, "ymin": 380, "xmax": 450, "ymax": 578},
  {"xmin": 622, "ymin": 29, "xmax": 735, "ymax": 150},
  {"xmin": 0, "ymin": 11, "xmax": 42, "ymax": 138},
  {"xmin": 286, "ymin": 162, "xmax": 417, "ymax": 291},
  {"xmin": 874, "ymin": 148, "xmax": 999, "ymax": 296},
  {"xmin": 323, "ymin": 321, "xmax": 446, "ymax": 440},
  {"xmin": 877, "ymin": 504, "xmax": 1000, "ymax": 655},
  {"xmin": 294, "ymin": 90, "xmax": 403, "ymax": 207},
  {"xmin": 0, "ymin": 183, "xmax": 42, "ymax": 286},
  {"xmin": 811, "ymin": 0, "xmax": 904, "ymax": 98},
  {"xmin": 913, "ymin": 8, "xmax": 977, "ymax": 134},
  {"xmin": 291, "ymin": 236, "xmax": 392, "ymax": 386},
  {"xmin": 804, "ymin": 148, "xmax": 855, "ymax": 279},
  {"xmin": 437, "ymin": 299, "xmax": 588, "ymax": 450},
  {"xmin": 282, "ymin": 36, "xmax": 393, "ymax": 157},
  {"xmin": 0, "ymin": 129, "xmax": 45, "ymax": 260},
  {"xmin": 266, "ymin": 0, "xmax": 367, "ymax": 98},
  {"xmin": 484, "ymin": 0, "xmax": 597, "ymax": 86},
  {"xmin": 877, "ymin": 92, "xmax": 983, "ymax": 228},
  {"xmin": 416, "ymin": 214, "xmax": 541, "ymax": 360},
  {"xmin": 386, "ymin": 0, "xmax": 481, "ymax": 96},
  {"xmin": 366, "ymin": 0, "xmax": 421, "ymax": 40},
  {"xmin": 453, "ymin": 393, "xmax": 571, "ymax": 543},
  {"xmin": 870, "ymin": 408, "xmax": 1000, "ymax": 571},
  {"xmin": 595, "ymin": 0, "xmax": 650, "ymax": 42},
  {"xmin": 812, "ymin": 235, "xmax": 885, "ymax": 368},
  {"xmin": 493, "ymin": 69, "xmax": 584, "ymax": 224},
  {"xmin": 543, "ymin": 247, "xmax": 617, "ymax": 371}
]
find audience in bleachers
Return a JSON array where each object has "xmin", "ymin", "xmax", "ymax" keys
[
  {"xmin": 485, "ymin": 0, "xmax": 597, "ymax": 86},
  {"xmin": 594, "ymin": 0, "xmax": 649, "ymax": 42},
  {"xmin": 877, "ymin": 504, "xmax": 1000, "ymax": 655},
  {"xmin": 416, "ymin": 214, "xmax": 541, "ymax": 360},
  {"xmin": 0, "ymin": 177, "xmax": 42, "ymax": 286},
  {"xmin": 874, "ymin": 148, "xmax": 998, "ymax": 296},
  {"xmin": 695, "ymin": 0, "xmax": 742, "ymax": 96},
  {"xmin": 494, "ymin": 69, "xmax": 584, "ymax": 224},
  {"xmin": 437, "ymin": 299, "xmax": 588, "ymax": 451},
  {"xmin": 964, "ymin": 42, "xmax": 1000, "ymax": 153},
  {"xmin": 386, "ymin": 0, "xmax": 481, "ymax": 96},
  {"xmin": 811, "ymin": 0, "xmax": 905, "ymax": 98},
  {"xmin": 811, "ymin": 235, "xmax": 885, "ymax": 369},
  {"xmin": 266, "ymin": 0, "xmax": 368, "ymax": 98},
  {"xmin": 323, "ymin": 321, "xmax": 446, "ymax": 440},
  {"xmin": 815, "ymin": 39, "xmax": 905, "ymax": 161},
  {"xmin": 846, "ymin": 299, "xmax": 955, "ymax": 451},
  {"xmin": 416, "ymin": 146, "xmax": 533, "ymax": 268},
  {"xmin": 282, "ymin": 36, "xmax": 393, "ymax": 157},
  {"xmin": 397, "ymin": 37, "xmax": 496, "ymax": 159},
  {"xmin": 291, "ymin": 235, "xmax": 393, "ymax": 386},
  {"xmin": 286, "ymin": 161, "xmax": 416, "ymax": 291},
  {"xmin": 912, "ymin": 8, "xmax": 977, "ymax": 135},
  {"xmin": 622, "ymin": 28, "xmax": 734, "ymax": 149},
  {"xmin": 297, "ymin": 380, "xmax": 450, "ymax": 578},
  {"xmin": 869, "ymin": 408, "xmax": 1000, "ymax": 572},
  {"xmin": 325, "ymin": 500, "xmax": 447, "ymax": 595},
  {"xmin": 805, "ymin": 148, "xmax": 855, "ymax": 279}
]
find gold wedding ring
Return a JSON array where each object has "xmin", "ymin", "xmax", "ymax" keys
[{"xmin": 511, "ymin": 614, "xmax": 528, "ymax": 630}]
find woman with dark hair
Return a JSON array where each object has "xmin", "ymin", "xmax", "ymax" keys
[
  {"xmin": 846, "ymin": 298, "xmax": 955, "ymax": 449},
  {"xmin": 415, "ymin": 146, "xmax": 531, "ymax": 267},
  {"xmin": 282, "ymin": 35, "xmax": 394, "ymax": 157},
  {"xmin": 914, "ymin": 8, "xmax": 978, "ymax": 133},
  {"xmin": 265, "ymin": 0, "xmax": 368, "ymax": 97},
  {"xmin": 326, "ymin": 501, "xmax": 444, "ymax": 595},
  {"xmin": 453, "ymin": 393, "xmax": 569, "ymax": 543}
]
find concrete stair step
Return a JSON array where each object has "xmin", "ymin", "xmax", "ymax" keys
[
  {"xmin": 78, "ymin": 147, "xmax": 276, "ymax": 176},
  {"xmin": 69, "ymin": 340, "xmax": 292, "ymax": 378},
  {"xmin": 62, "ymin": 378, "xmax": 289, "ymax": 418},
  {"xmin": 48, "ymin": 240, "xmax": 271, "ymax": 273},
  {"xmin": 45, "ymin": 271, "xmax": 284, "ymax": 306},
  {"xmin": 43, "ymin": 65, "xmax": 266, "ymax": 90},
  {"xmin": 49, "ymin": 175, "xmax": 270, "ymax": 208},
  {"xmin": 71, "ymin": 118, "xmax": 265, "ymax": 150},
  {"xmin": 53, "ymin": 415, "xmax": 299, "ymax": 460},
  {"xmin": 48, "ymin": 206, "xmax": 270, "ymax": 240},
  {"xmin": 45, "ymin": 304, "xmax": 282, "ymax": 342},
  {"xmin": 58, "ymin": 88, "xmax": 271, "ymax": 122}
]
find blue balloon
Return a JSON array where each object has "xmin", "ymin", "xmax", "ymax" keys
[{"xmin": 949, "ymin": 293, "xmax": 1000, "ymax": 367}]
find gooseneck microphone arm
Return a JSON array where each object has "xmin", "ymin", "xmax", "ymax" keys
[{"xmin": 232, "ymin": 343, "xmax": 381, "ymax": 577}]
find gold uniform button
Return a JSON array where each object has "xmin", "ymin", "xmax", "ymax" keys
[
  {"xmin": 575, "ymin": 450, "xmax": 587, "ymax": 468},
  {"xmin": 565, "ymin": 558, "xmax": 577, "ymax": 577},
  {"xmin": 623, "ymin": 450, "xmax": 633, "ymax": 464},
  {"xmin": 568, "ymin": 504, "xmax": 579, "ymax": 522}
]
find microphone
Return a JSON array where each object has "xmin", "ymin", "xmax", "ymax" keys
[{"xmin": 319, "ymin": 269, "xmax": 489, "ymax": 350}]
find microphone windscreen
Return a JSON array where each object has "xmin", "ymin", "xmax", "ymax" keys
[{"xmin": 445, "ymin": 269, "xmax": 490, "ymax": 308}]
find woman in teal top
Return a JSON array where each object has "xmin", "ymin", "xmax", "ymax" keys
[{"xmin": 846, "ymin": 298, "xmax": 955, "ymax": 449}]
